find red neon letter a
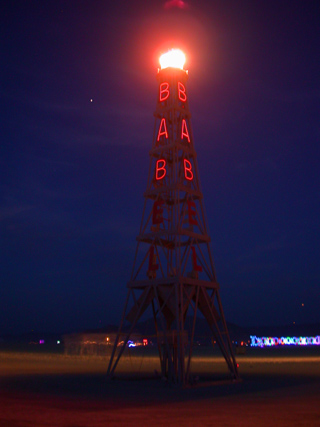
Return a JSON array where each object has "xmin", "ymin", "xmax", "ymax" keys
[
  {"xmin": 178, "ymin": 82, "xmax": 187, "ymax": 102},
  {"xmin": 181, "ymin": 119, "xmax": 190, "ymax": 142},
  {"xmin": 156, "ymin": 159, "xmax": 166, "ymax": 180},
  {"xmin": 184, "ymin": 159, "xmax": 193, "ymax": 181},
  {"xmin": 159, "ymin": 82, "xmax": 169, "ymax": 102},
  {"xmin": 157, "ymin": 118, "xmax": 168, "ymax": 141}
]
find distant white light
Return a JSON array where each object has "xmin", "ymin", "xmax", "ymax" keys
[
  {"xmin": 159, "ymin": 49, "xmax": 186, "ymax": 70},
  {"xmin": 57, "ymin": 340, "xmax": 60, "ymax": 344}
]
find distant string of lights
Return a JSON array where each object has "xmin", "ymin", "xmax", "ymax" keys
[{"xmin": 250, "ymin": 335, "xmax": 320, "ymax": 347}]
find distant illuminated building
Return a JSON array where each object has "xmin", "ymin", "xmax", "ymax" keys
[{"xmin": 63, "ymin": 332, "xmax": 144, "ymax": 355}]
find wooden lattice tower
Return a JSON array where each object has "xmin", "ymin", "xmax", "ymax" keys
[{"xmin": 107, "ymin": 52, "xmax": 239, "ymax": 385}]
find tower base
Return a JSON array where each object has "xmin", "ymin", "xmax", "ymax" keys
[{"xmin": 107, "ymin": 281, "xmax": 239, "ymax": 386}]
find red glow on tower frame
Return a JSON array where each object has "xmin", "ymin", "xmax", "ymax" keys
[
  {"xmin": 148, "ymin": 245, "xmax": 158, "ymax": 271},
  {"xmin": 187, "ymin": 200, "xmax": 198, "ymax": 225},
  {"xmin": 191, "ymin": 246, "xmax": 202, "ymax": 272},
  {"xmin": 153, "ymin": 200, "xmax": 164, "ymax": 224}
]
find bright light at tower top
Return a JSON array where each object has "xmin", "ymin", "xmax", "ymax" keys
[{"xmin": 159, "ymin": 49, "xmax": 186, "ymax": 70}]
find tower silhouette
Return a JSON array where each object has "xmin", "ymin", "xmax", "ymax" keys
[{"xmin": 107, "ymin": 50, "xmax": 239, "ymax": 385}]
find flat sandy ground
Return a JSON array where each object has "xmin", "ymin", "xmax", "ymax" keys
[{"xmin": 0, "ymin": 348, "xmax": 320, "ymax": 426}]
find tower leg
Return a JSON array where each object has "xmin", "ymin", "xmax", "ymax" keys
[
  {"xmin": 185, "ymin": 285, "xmax": 200, "ymax": 384},
  {"xmin": 200, "ymin": 287, "xmax": 238, "ymax": 379},
  {"xmin": 107, "ymin": 288, "xmax": 151, "ymax": 379},
  {"xmin": 107, "ymin": 289, "xmax": 131, "ymax": 378}
]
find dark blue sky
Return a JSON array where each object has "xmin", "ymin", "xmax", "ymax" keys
[{"xmin": 1, "ymin": 0, "xmax": 319, "ymax": 333}]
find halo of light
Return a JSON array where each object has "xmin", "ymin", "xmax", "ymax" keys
[{"xmin": 159, "ymin": 49, "xmax": 186, "ymax": 70}]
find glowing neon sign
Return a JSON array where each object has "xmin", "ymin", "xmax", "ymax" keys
[
  {"xmin": 157, "ymin": 118, "xmax": 168, "ymax": 141},
  {"xmin": 250, "ymin": 335, "xmax": 320, "ymax": 347},
  {"xmin": 156, "ymin": 60, "xmax": 193, "ymax": 183},
  {"xmin": 159, "ymin": 82, "xmax": 187, "ymax": 103},
  {"xmin": 159, "ymin": 82, "xmax": 170, "ymax": 102},
  {"xmin": 178, "ymin": 82, "xmax": 187, "ymax": 102},
  {"xmin": 181, "ymin": 119, "xmax": 190, "ymax": 142},
  {"xmin": 156, "ymin": 159, "xmax": 166, "ymax": 180},
  {"xmin": 184, "ymin": 159, "xmax": 193, "ymax": 180}
]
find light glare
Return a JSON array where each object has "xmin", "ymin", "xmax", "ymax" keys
[{"xmin": 159, "ymin": 49, "xmax": 186, "ymax": 70}]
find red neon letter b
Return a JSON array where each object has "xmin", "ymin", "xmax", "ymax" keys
[
  {"xmin": 156, "ymin": 159, "xmax": 166, "ymax": 180},
  {"xmin": 178, "ymin": 82, "xmax": 187, "ymax": 102},
  {"xmin": 184, "ymin": 159, "xmax": 193, "ymax": 181},
  {"xmin": 159, "ymin": 82, "xmax": 169, "ymax": 102}
]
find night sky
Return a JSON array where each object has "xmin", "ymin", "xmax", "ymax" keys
[{"xmin": 2, "ymin": 0, "xmax": 319, "ymax": 334}]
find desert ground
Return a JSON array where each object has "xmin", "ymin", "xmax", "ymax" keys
[{"xmin": 0, "ymin": 347, "xmax": 320, "ymax": 426}]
